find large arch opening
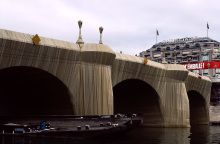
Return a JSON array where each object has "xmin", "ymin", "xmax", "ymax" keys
[
  {"xmin": 0, "ymin": 66, "xmax": 74, "ymax": 116},
  {"xmin": 187, "ymin": 90, "xmax": 208, "ymax": 125},
  {"xmin": 113, "ymin": 79, "xmax": 163, "ymax": 126}
]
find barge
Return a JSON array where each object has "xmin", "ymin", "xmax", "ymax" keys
[{"xmin": 0, "ymin": 114, "xmax": 142, "ymax": 139}]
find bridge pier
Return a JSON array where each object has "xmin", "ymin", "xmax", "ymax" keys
[
  {"xmin": 161, "ymin": 64, "xmax": 190, "ymax": 127},
  {"xmin": 74, "ymin": 43, "xmax": 115, "ymax": 115},
  {"xmin": 74, "ymin": 63, "xmax": 114, "ymax": 115}
]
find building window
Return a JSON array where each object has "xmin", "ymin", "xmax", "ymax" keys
[
  {"xmin": 203, "ymin": 69, "xmax": 208, "ymax": 76},
  {"xmin": 165, "ymin": 59, "xmax": 170, "ymax": 63},
  {"xmin": 145, "ymin": 55, "xmax": 150, "ymax": 57},
  {"xmin": 157, "ymin": 48, "xmax": 161, "ymax": 51},
  {"xmin": 192, "ymin": 52, "xmax": 198, "ymax": 55},
  {"xmin": 153, "ymin": 54, "xmax": 161, "ymax": 58},
  {"xmin": 192, "ymin": 70, "xmax": 199, "ymax": 74},
  {"xmin": 183, "ymin": 58, "xmax": 187, "ymax": 61},
  {"xmin": 215, "ymin": 69, "xmax": 220, "ymax": 78},
  {"xmin": 193, "ymin": 57, "xmax": 198, "ymax": 61},
  {"xmin": 214, "ymin": 48, "xmax": 219, "ymax": 52},
  {"xmin": 216, "ymin": 69, "xmax": 220, "ymax": 74},
  {"xmin": 185, "ymin": 44, "xmax": 190, "ymax": 49},
  {"xmin": 176, "ymin": 46, "xmax": 180, "ymax": 50},
  {"xmin": 195, "ymin": 43, "xmax": 200, "ymax": 48},
  {"xmin": 165, "ymin": 53, "xmax": 170, "ymax": 57},
  {"xmin": 203, "ymin": 48, "xmax": 210, "ymax": 52},
  {"xmin": 176, "ymin": 52, "xmax": 180, "ymax": 56},
  {"xmin": 166, "ymin": 47, "xmax": 170, "ymax": 50},
  {"xmin": 188, "ymin": 57, "xmax": 192, "ymax": 61},
  {"xmin": 202, "ymin": 55, "xmax": 209, "ymax": 61}
]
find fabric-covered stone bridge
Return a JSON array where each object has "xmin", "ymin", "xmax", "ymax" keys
[{"xmin": 0, "ymin": 29, "xmax": 211, "ymax": 127}]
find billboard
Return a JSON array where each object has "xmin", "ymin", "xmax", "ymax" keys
[{"xmin": 182, "ymin": 61, "xmax": 220, "ymax": 70}]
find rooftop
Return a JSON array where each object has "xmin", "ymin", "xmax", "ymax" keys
[{"xmin": 152, "ymin": 37, "xmax": 220, "ymax": 48}]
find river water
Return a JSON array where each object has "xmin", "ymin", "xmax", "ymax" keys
[{"xmin": 1, "ymin": 125, "xmax": 220, "ymax": 144}]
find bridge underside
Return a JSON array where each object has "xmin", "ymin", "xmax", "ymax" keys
[
  {"xmin": 188, "ymin": 90, "xmax": 208, "ymax": 125},
  {"xmin": 113, "ymin": 79, "xmax": 163, "ymax": 127},
  {"xmin": 0, "ymin": 66, "xmax": 74, "ymax": 116}
]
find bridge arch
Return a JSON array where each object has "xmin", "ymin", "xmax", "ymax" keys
[
  {"xmin": 0, "ymin": 66, "xmax": 74, "ymax": 116},
  {"xmin": 113, "ymin": 79, "xmax": 163, "ymax": 126},
  {"xmin": 187, "ymin": 90, "xmax": 208, "ymax": 125}
]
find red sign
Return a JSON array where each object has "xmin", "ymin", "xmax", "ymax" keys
[{"xmin": 182, "ymin": 61, "xmax": 220, "ymax": 70}]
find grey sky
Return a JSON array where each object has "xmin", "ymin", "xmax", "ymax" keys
[{"xmin": 0, "ymin": 0, "xmax": 219, "ymax": 55}]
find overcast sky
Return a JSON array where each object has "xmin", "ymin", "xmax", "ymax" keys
[{"xmin": 0, "ymin": 0, "xmax": 219, "ymax": 55}]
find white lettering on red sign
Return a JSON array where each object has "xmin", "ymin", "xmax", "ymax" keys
[{"xmin": 184, "ymin": 63, "xmax": 205, "ymax": 70}]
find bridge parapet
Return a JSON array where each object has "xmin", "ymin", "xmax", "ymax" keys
[
  {"xmin": 165, "ymin": 64, "xmax": 188, "ymax": 82},
  {"xmin": 81, "ymin": 43, "xmax": 116, "ymax": 65},
  {"xmin": 0, "ymin": 29, "xmax": 80, "ymax": 50},
  {"xmin": 112, "ymin": 52, "xmax": 166, "ymax": 88},
  {"xmin": 0, "ymin": 29, "xmax": 81, "ymax": 67}
]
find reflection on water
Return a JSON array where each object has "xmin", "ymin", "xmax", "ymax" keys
[
  {"xmin": 190, "ymin": 125, "xmax": 210, "ymax": 144},
  {"xmin": 1, "ymin": 126, "xmax": 220, "ymax": 144},
  {"xmin": 127, "ymin": 125, "xmax": 220, "ymax": 144}
]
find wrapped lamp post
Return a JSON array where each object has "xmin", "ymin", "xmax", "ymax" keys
[
  {"xmin": 76, "ymin": 20, "xmax": 84, "ymax": 48},
  {"xmin": 215, "ymin": 65, "xmax": 217, "ymax": 77},
  {"xmin": 162, "ymin": 48, "xmax": 167, "ymax": 64},
  {"xmin": 174, "ymin": 50, "xmax": 177, "ymax": 64},
  {"xmin": 207, "ymin": 63, "xmax": 211, "ymax": 78},
  {"xmin": 99, "ymin": 27, "xmax": 103, "ymax": 44}
]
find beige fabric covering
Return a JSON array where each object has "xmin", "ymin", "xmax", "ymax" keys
[{"xmin": 0, "ymin": 29, "xmax": 211, "ymax": 127}]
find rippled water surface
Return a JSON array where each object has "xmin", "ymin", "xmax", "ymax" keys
[{"xmin": 1, "ymin": 125, "xmax": 220, "ymax": 144}]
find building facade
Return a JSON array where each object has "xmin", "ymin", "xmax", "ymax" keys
[{"xmin": 140, "ymin": 37, "xmax": 220, "ymax": 105}]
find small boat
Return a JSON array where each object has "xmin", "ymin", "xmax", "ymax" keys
[{"xmin": 0, "ymin": 113, "xmax": 143, "ymax": 139}]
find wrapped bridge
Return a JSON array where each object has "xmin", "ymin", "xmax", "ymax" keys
[{"xmin": 0, "ymin": 29, "xmax": 211, "ymax": 127}]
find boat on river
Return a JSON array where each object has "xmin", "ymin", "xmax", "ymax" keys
[{"xmin": 0, "ymin": 114, "xmax": 142, "ymax": 139}]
